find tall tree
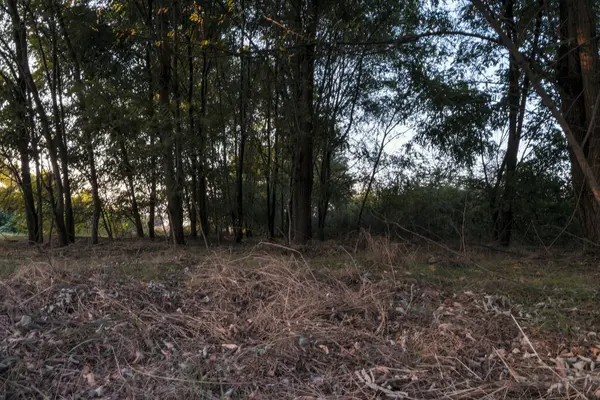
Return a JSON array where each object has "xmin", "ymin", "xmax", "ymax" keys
[
  {"xmin": 556, "ymin": 0, "xmax": 600, "ymax": 243},
  {"xmin": 289, "ymin": 0, "xmax": 319, "ymax": 244}
]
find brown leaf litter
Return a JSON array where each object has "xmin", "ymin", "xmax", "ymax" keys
[{"xmin": 0, "ymin": 249, "xmax": 598, "ymax": 399}]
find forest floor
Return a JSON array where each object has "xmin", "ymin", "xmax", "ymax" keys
[{"xmin": 0, "ymin": 236, "xmax": 599, "ymax": 399}]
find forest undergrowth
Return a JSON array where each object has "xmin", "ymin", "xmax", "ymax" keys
[{"xmin": 0, "ymin": 236, "xmax": 599, "ymax": 399}]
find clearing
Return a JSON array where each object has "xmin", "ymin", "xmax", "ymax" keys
[{"xmin": 0, "ymin": 237, "xmax": 599, "ymax": 399}]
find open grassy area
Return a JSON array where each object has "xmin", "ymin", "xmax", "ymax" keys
[{"xmin": 0, "ymin": 238, "xmax": 599, "ymax": 399}]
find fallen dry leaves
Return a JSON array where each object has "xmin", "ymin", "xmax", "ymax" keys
[{"xmin": 0, "ymin": 243, "xmax": 598, "ymax": 399}]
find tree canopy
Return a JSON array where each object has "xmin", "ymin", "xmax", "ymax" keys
[{"xmin": 1, "ymin": 0, "xmax": 598, "ymax": 248}]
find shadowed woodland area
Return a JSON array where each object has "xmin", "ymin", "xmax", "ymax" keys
[
  {"xmin": 1, "ymin": 0, "xmax": 600, "ymax": 248},
  {"xmin": 1, "ymin": 0, "xmax": 600, "ymax": 398}
]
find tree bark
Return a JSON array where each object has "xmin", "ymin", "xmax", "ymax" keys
[
  {"xmin": 473, "ymin": 0, "xmax": 600, "ymax": 243},
  {"xmin": 55, "ymin": 5, "xmax": 99, "ymax": 243},
  {"xmin": 187, "ymin": 36, "xmax": 198, "ymax": 239},
  {"xmin": 157, "ymin": 3, "xmax": 185, "ymax": 245},
  {"xmin": 317, "ymin": 145, "xmax": 332, "ymax": 241},
  {"xmin": 235, "ymin": 4, "xmax": 248, "ymax": 244},
  {"xmin": 495, "ymin": 0, "xmax": 520, "ymax": 246},
  {"xmin": 145, "ymin": 37, "xmax": 157, "ymax": 239},
  {"xmin": 557, "ymin": 0, "xmax": 600, "ymax": 243},
  {"xmin": 197, "ymin": 50, "xmax": 210, "ymax": 236},
  {"xmin": 118, "ymin": 137, "xmax": 144, "ymax": 238},
  {"xmin": 9, "ymin": 5, "xmax": 38, "ymax": 243},
  {"xmin": 290, "ymin": 0, "xmax": 319, "ymax": 244},
  {"xmin": 8, "ymin": 0, "xmax": 68, "ymax": 247}
]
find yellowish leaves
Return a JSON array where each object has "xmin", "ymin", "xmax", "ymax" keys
[
  {"xmin": 190, "ymin": 11, "xmax": 202, "ymax": 24},
  {"xmin": 112, "ymin": 2, "xmax": 124, "ymax": 13}
]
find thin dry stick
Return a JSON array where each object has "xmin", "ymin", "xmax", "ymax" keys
[
  {"xmin": 493, "ymin": 347, "xmax": 522, "ymax": 382},
  {"xmin": 256, "ymin": 241, "xmax": 309, "ymax": 267},
  {"xmin": 510, "ymin": 314, "xmax": 584, "ymax": 398}
]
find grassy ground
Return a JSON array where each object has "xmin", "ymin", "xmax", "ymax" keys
[{"xmin": 0, "ymin": 237, "xmax": 599, "ymax": 399}]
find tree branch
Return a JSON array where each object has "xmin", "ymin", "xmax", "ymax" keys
[{"xmin": 472, "ymin": 0, "xmax": 600, "ymax": 208}]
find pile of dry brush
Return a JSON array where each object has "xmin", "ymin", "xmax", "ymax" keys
[{"xmin": 0, "ymin": 244, "xmax": 599, "ymax": 399}]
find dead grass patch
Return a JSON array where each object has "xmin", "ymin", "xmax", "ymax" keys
[{"xmin": 0, "ymin": 242, "xmax": 598, "ymax": 399}]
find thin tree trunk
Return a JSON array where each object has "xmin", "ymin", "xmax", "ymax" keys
[
  {"xmin": 118, "ymin": 137, "xmax": 144, "ymax": 238},
  {"xmin": 10, "ymin": 20, "xmax": 38, "ymax": 242},
  {"xmin": 27, "ymin": 91, "xmax": 43, "ymax": 243},
  {"xmin": 187, "ymin": 36, "xmax": 198, "ymax": 238},
  {"xmin": 33, "ymin": 135, "xmax": 44, "ymax": 243},
  {"xmin": 55, "ymin": 6, "xmax": 93, "ymax": 243},
  {"xmin": 197, "ymin": 50, "xmax": 210, "ymax": 236},
  {"xmin": 474, "ymin": 0, "xmax": 600, "ymax": 243},
  {"xmin": 557, "ymin": 0, "xmax": 600, "ymax": 243},
  {"xmin": 493, "ymin": 0, "xmax": 543, "ymax": 246},
  {"xmin": 157, "ymin": 0, "xmax": 184, "ymax": 245},
  {"xmin": 357, "ymin": 129, "xmax": 388, "ymax": 229},
  {"xmin": 235, "ymin": 4, "xmax": 247, "ymax": 244},
  {"xmin": 317, "ymin": 146, "xmax": 332, "ymax": 240},
  {"xmin": 173, "ymin": 27, "xmax": 186, "ymax": 241},
  {"xmin": 495, "ymin": 0, "xmax": 520, "ymax": 246},
  {"xmin": 290, "ymin": 0, "xmax": 319, "ymax": 244},
  {"xmin": 58, "ymin": 9, "xmax": 100, "ymax": 244},
  {"xmin": 8, "ymin": 0, "xmax": 68, "ymax": 247}
]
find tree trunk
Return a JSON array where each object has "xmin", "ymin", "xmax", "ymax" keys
[
  {"xmin": 33, "ymin": 131, "xmax": 44, "ymax": 243},
  {"xmin": 557, "ymin": 0, "xmax": 600, "ymax": 243},
  {"xmin": 148, "ymin": 154, "xmax": 157, "ymax": 239},
  {"xmin": 474, "ymin": 0, "xmax": 600, "ymax": 245},
  {"xmin": 492, "ymin": 0, "xmax": 543, "ymax": 246},
  {"xmin": 145, "ymin": 38, "xmax": 157, "ymax": 239},
  {"xmin": 356, "ymin": 131, "xmax": 387, "ymax": 229},
  {"xmin": 197, "ymin": 50, "xmax": 210, "ymax": 236},
  {"xmin": 187, "ymin": 37, "xmax": 198, "ymax": 239},
  {"xmin": 57, "ymin": 4, "xmax": 102, "ymax": 244},
  {"xmin": 157, "ymin": 2, "xmax": 185, "ymax": 245},
  {"xmin": 118, "ymin": 137, "xmax": 144, "ymax": 238},
  {"xmin": 235, "ymin": 6, "xmax": 248, "ymax": 244},
  {"xmin": 8, "ymin": 0, "xmax": 68, "ymax": 247},
  {"xmin": 173, "ymin": 29, "xmax": 186, "ymax": 242},
  {"xmin": 266, "ymin": 88, "xmax": 278, "ymax": 239},
  {"xmin": 290, "ymin": 0, "xmax": 319, "ymax": 244},
  {"xmin": 51, "ymin": 22, "xmax": 75, "ymax": 243},
  {"xmin": 495, "ymin": 0, "xmax": 520, "ymax": 246},
  {"xmin": 10, "ymin": 12, "xmax": 38, "ymax": 242},
  {"xmin": 317, "ymin": 143, "xmax": 332, "ymax": 241},
  {"xmin": 27, "ymin": 91, "xmax": 44, "ymax": 243}
]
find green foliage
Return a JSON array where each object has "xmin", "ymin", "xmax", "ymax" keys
[
  {"xmin": 0, "ymin": 211, "xmax": 18, "ymax": 233},
  {"xmin": 0, "ymin": 0, "xmax": 592, "ymax": 246}
]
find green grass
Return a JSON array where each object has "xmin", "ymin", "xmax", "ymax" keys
[{"xmin": 393, "ymin": 254, "xmax": 599, "ymax": 334}]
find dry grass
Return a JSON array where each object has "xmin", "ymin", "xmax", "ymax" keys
[{"xmin": 0, "ymin": 239, "xmax": 599, "ymax": 399}]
